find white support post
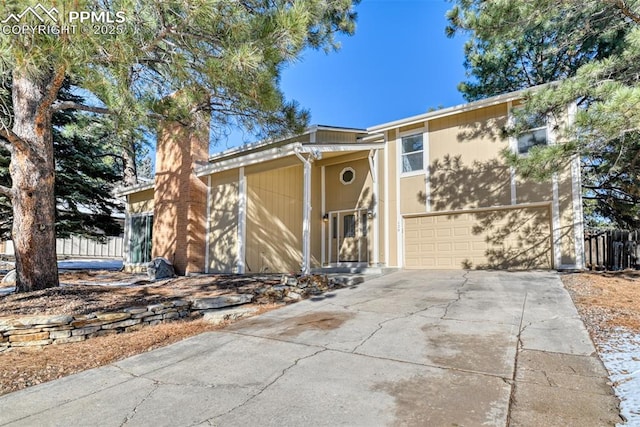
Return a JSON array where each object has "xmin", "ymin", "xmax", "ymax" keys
[
  {"xmin": 368, "ymin": 150, "xmax": 380, "ymax": 266},
  {"xmin": 237, "ymin": 167, "xmax": 247, "ymax": 273},
  {"xmin": 507, "ymin": 101, "xmax": 518, "ymax": 205},
  {"xmin": 295, "ymin": 149, "xmax": 312, "ymax": 274},
  {"xmin": 568, "ymin": 102, "xmax": 585, "ymax": 269},
  {"xmin": 321, "ymin": 166, "xmax": 326, "ymax": 266},
  {"xmin": 204, "ymin": 175, "xmax": 212, "ymax": 273}
]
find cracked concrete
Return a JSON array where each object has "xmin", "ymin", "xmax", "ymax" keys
[{"xmin": 0, "ymin": 270, "xmax": 620, "ymax": 426}]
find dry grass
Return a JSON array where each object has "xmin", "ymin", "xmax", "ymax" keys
[{"xmin": 562, "ymin": 271, "xmax": 640, "ymax": 343}]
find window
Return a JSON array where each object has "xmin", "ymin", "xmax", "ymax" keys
[
  {"xmin": 401, "ymin": 134, "xmax": 423, "ymax": 173},
  {"xmin": 343, "ymin": 214, "xmax": 356, "ymax": 238},
  {"xmin": 517, "ymin": 114, "xmax": 547, "ymax": 154},
  {"xmin": 129, "ymin": 214, "xmax": 153, "ymax": 264},
  {"xmin": 332, "ymin": 216, "xmax": 337, "ymax": 239},
  {"xmin": 340, "ymin": 167, "xmax": 355, "ymax": 185}
]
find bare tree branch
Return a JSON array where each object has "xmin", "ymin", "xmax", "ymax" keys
[
  {"xmin": 51, "ymin": 101, "xmax": 112, "ymax": 114},
  {"xmin": 0, "ymin": 127, "xmax": 24, "ymax": 151},
  {"xmin": 612, "ymin": 0, "xmax": 640, "ymax": 24}
]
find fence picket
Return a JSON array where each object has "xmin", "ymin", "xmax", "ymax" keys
[{"xmin": 584, "ymin": 229, "xmax": 640, "ymax": 270}]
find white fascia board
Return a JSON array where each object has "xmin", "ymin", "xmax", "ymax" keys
[
  {"xmin": 367, "ymin": 84, "xmax": 552, "ymax": 134},
  {"xmin": 113, "ymin": 182, "xmax": 154, "ymax": 197},
  {"xmin": 196, "ymin": 143, "xmax": 302, "ymax": 177},
  {"xmin": 358, "ymin": 133, "xmax": 385, "ymax": 143},
  {"xmin": 301, "ymin": 143, "xmax": 385, "ymax": 152},
  {"xmin": 196, "ymin": 143, "xmax": 386, "ymax": 177}
]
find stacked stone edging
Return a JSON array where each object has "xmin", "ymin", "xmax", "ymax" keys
[
  {"xmin": 0, "ymin": 296, "xmax": 251, "ymax": 351},
  {"xmin": 0, "ymin": 273, "xmax": 360, "ymax": 351}
]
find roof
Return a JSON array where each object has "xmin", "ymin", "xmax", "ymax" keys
[
  {"xmin": 367, "ymin": 84, "xmax": 548, "ymax": 133},
  {"xmin": 207, "ymin": 125, "xmax": 366, "ymax": 163}
]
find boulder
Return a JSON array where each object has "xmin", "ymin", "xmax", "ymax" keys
[
  {"xmin": 1, "ymin": 269, "xmax": 16, "ymax": 284},
  {"xmin": 147, "ymin": 257, "xmax": 175, "ymax": 280}
]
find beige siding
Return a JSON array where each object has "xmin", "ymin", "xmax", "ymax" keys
[
  {"xmin": 316, "ymin": 130, "xmax": 359, "ymax": 144},
  {"xmin": 128, "ymin": 189, "xmax": 154, "ymax": 214},
  {"xmin": 399, "ymin": 122, "xmax": 425, "ymax": 134},
  {"xmin": 516, "ymin": 177, "xmax": 553, "ymax": 204},
  {"xmin": 404, "ymin": 205, "xmax": 552, "ymax": 269},
  {"xmin": 400, "ymin": 175, "xmax": 426, "ymax": 214},
  {"xmin": 246, "ymin": 165, "xmax": 303, "ymax": 273},
  {"xmin": 208, "ymin": 170, "xmax": 239, "ymax": 273},
  {"xmin": 428, "ymin": 105, "xmax": 511, "ymax": 211},
  {"xmin": 324, "ymin": 158, "xmax": 373, "ymax": 212},
  {"xmin": 558, "ymin": 170, "xmax": 577, "ymax": 265},
  {"xmin": 310, "ymin": 164, "xmax": 322, "ymax": 268}
]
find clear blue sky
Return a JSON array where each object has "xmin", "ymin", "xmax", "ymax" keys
[{"xmin": 218, "ymin": 0, "xmax": 469, "ymax": 149}]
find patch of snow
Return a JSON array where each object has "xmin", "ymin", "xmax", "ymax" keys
[
  {"xmin": 599, "ymin": 329, "xmax": 640, "ymax": 426},
  {"xmin": 57, "ymin": 259, "xmax": 123, "ymax": 270}
]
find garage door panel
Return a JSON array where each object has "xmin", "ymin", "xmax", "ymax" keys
[{"xmin": 404, "ymin": 206, "xmax": 552, "ymax": 270}]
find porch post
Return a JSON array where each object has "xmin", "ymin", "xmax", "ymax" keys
[
  {"xmin": 236, "ymin": 167, "xmax": 247, "ymax": 273},
  {"xmin": 295, "ymin": 148, "xmax": 312, "ymax": 274},
  {"xmin": 368, "ymin": 150, "xmax": 379, "ymax": 266}
]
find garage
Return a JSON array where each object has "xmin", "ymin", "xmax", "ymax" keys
[{"xmin": 403, "ymin": 204, "xmax": 553, "ymax": 270}]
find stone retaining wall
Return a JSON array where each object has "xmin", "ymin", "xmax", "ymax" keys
[{"xmin": 0, "ymin": 295, "xmax": 255, "ymax": 351}]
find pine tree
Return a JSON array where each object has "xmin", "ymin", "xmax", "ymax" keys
[
  {"xmin": 447, "ymin": 0, "xmax": 640, "ymax": 228},
  {"xmin": 0, "ymin": 0, "xmax": 359, "ymax": 292}
]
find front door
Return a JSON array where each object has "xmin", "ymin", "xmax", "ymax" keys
[{"xmin": 329, "ymin": 210, "xmax": 368, "ymax": 264}]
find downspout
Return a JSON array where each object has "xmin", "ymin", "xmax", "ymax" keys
[{"xmin": 294, "ymin": 145, "xmax": 312, "ymax": 275}]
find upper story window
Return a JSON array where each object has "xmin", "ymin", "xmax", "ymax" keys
[
  {"xmin": 401, "ymin": 134, "xmax": 423, "ymax": 173},
  {"xmin": 517, "ymin": 114, "xmax": 548, "ymax": 154}
]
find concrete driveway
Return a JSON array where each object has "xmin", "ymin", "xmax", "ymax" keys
[{"xmin": 0, "ymin": 270, "xmax": 620, "ymax": 426}]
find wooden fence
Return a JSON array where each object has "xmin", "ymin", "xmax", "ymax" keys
[
  {"xmin": 1, "ymin": 235, "xmax": 124, "ymax": 259},
  {"xmin": 584, "ymin": 229, "xmax": 640, "ymax": 271}
]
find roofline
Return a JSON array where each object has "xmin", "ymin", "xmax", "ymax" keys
[
  {"xmin": 367, "ymin": 84, "xmax": 550, "ymax": 133},
  {"xmin": 113, "ymin": 182, "xmax": 154, "ymax": 197},
  {"xmin": 196, "ymin": 141, "xmax": 382, "ymax": 177},
  {"xmin": 207, "ymin": 125, "xmax": 367, "ymax": 163}
]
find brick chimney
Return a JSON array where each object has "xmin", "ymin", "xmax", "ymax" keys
[{"xmin": 152, "ymin": 113, "xmax": 209, "ymax": 275}]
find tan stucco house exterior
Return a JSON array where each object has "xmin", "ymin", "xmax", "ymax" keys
[{"xmin": 118, "ymin": 88, "xmax": 585, "ymax": 275}]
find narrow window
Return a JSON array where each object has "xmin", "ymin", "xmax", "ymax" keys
[
  {"xmin": 517, "ymin": 114, "xmax": 547, "ymax": 154},
  {"xmin": 401, "ymin": 134, "xmax": 424, "ymax": 173},
  {"xmin": 361, "ymin": 213, "xmax": 368, "ymax": 237},
  {"xmin": 332, "ymin": 216, "xmax": 337, "ymax": 239}
]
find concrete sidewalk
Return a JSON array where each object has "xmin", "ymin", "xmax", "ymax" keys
[{"xmin": 0, "ymin": 270, "xmax": 620, "ymax": 426}]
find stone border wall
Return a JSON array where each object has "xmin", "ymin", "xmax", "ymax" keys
[{"xmin": 0, "ymin": 294, "xmax": 255, "ymax": 351}]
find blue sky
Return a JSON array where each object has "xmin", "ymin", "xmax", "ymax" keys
[{"xmin": 220, "ymin": 0, "xmax": 469, "ymax": 149}]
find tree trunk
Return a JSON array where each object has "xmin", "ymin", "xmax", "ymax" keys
[
  {"xmin": 122, "ymin": 136, "xmax": 138, "ymax": 186},
  {"xmin": 10, "ymin": 69, "xmax": 63, "ymax": 292}
]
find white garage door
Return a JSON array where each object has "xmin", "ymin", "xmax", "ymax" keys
[{"xmin": 404, "ymin": 205, "xmax": 552, "ymax": 270}]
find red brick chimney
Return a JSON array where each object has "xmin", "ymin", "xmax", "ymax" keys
[{"xmin": 152, "ymin": 114, "xmax": 209, "ymax": 275}]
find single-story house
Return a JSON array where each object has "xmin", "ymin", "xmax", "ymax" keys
[{"xmin": 117, "ymin": 88, "xmax": 585, "ymax": 275}]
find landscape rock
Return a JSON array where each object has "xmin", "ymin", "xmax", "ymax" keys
[
  {"xmin": 202, "ymin": 306, "xmax": 260, "ymax": 325},
  {"xmin": 191, "ymin": 294, "xmax": 254, "ymax": 310},
  {"xmin": 147, "ymin": 257, "xmax": 175, "ymax": 280}
]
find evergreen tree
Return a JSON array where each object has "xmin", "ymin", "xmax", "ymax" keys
[
  {"xmin": 447, "ymin": 0, "xmax": 640, "ymax": 228},
  {"xmin": 0, "ymin": 0, "xmax": 359, "ymax": 292},
  {"xmin": 0, "ymin": 82, "xmax": 123, "ymax": 240}
]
